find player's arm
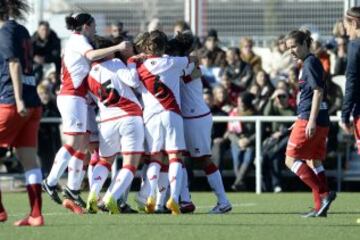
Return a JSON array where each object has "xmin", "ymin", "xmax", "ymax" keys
[{"xmin": 9, "ymin": 58, "xmax": 27, "ymax": 116}]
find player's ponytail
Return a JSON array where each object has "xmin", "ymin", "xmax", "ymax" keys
[
  {"xmin": 65, "ymin": 13, "xmax": 94, "ymax": 32},
  {"xmin": 287, "ymin": 28, "xmax": 312, "ymax": 48},
  {"xmin": 0, "ymin": 0, "xmax": 30, "ymax": 20}
]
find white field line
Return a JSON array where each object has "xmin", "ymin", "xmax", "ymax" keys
[{"xmin": 7, "ymin": 203, "xmax": 256, "ymax": 217}]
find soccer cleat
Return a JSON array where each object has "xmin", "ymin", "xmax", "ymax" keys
[
  {"xmin": 104, "ymin": 196, "xmax": 120, "ymax": 214},
  {"xmin": 301, "ymin": 209, "xmax": 326, "ymax": 218},
  {"xmin": 13, "ymin": 215, "xmax": 44, "ymax": 227},
  {"xmin": 62, "ymin": 186, "xmax": 86, "ymax": 208},
  {"xmin": 42, "ymin": 179, "xmax": 62, "ymax": 205},
  {"xmin": 135, "ymin": 193, "xmax": 146, "ymax": 212},
  {"xmin": 97, "ymin": 201, "xmax": 109, "ymax": 212},
  {"xmin": 180, "ymin": 201, "xmax": 196, "ymax": 214},
  {"xmin": 208, "ymin": 202, "xmax": 232, "ymax": 214},
  {"xmin": 166, "ymin": 197, "xmax": 181, "ymax": 215},
  {"xmin": 119, "ymin": 203, "xmax": 138, "ymax": 214},
  {"xmin": 0, "ymin": 211, "xmax": 8, "ymax": 222},
  {"xmin": 144, "ymin": 196, "xmax": 156, "ymax": 214},
  {"xmin": 316, "ymin": 191, "xmax": 337, "ymax": 217},
  {"xmin": 86, "ymin": 191, "xmax": 98, "ymax": 214},
  {"xmin": 154, "ymin": 205, "xmax": 171, "ymax": 214},
  {"xmin": 63, "ymin": 199, "xmax": 84, "ymax": 214}
]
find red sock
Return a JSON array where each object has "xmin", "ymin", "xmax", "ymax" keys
[
  {"xmin": 27, "ymin": 184, "xmax": 42, "ymax": 218},
  {"xmin": 296, "ymin": 164, "xmax": 321, "ymax": 193},
  {"xmin": 316, "ymin": 171, "xmax": 329, "ymax": 194},
  {"xmin": 0, "ymin": 190, "xmax": 5, "ymax": 212},
  {"xmin": 312, "ymin": 189, "xmax": 321, "ymax": 211}
]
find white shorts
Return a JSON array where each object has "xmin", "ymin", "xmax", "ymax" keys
[
  {"xmin": 57, "ymin": 95, "xmax": 87, "ymax": 134},
  {"xmin": 87, "ymin": 104, "xmax": 99, "ymax": 143},
  {"xmin": 184, "ymin": 113, "xmax": 212, "ymax": 158},
  {"xmin": 98, "ymin": 116, "xmax": 145, "ymax": 157},
  {"xmin": 144, "ymin": 111, "xmax": 185, "ymax": 154}
]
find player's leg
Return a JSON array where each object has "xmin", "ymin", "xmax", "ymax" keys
[{"xmin": 155, "ymin": 162, "xmax": 170, "ymax": 213}]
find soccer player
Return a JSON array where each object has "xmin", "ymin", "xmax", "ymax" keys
[
  {"xmin": 339, "ymin": 7, "xmax": 360, "ymax": 223},
  {"xmin": 0, "ymin": 0, "xmax": 43, "ymax": 226},
  {"xmin": 168, "ymin": 31, "xmax": 232, "ymax": 214},
  {"xmin": 285, "ymin": 29, "xmax": 336, "ymax": 217},
  {"xmin": 86, "ymin": 36, "xmax": 143, "ymax": 214},
  {"xmin": 42, "ymin": 12, "xmax": 128, "ymax": 214},
  {"xmin": 129, "ymin": 30, "xmax": 195, "ymax": 215}
]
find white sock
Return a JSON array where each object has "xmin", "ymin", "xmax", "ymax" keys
[
  {"xmin": 156, "ymin": 169, "xmax": 169, "ymax": 207},
  {"xmin": 25, "ymin": 168, "xmax": 43, "ymax": 185},
  {"xmin": 311, "ymin": 165, "xmax": 325, "ymax": 174},
  {"xmin": 146, "ymin": 161, "xmax": 161, "ymax": 199},
  {"xmin": 180, "ymin": 167, "xmax": 191, "ymax": 202},
  {"xmin": 88, "ymin": 164, "xmax": 95, "ymax": 189},
  {"xmin": 47, "ymin": 145, "xmax": 73, "ymax": 187},
  {"xmin": 119, "ymin": 185, "xmax": 131, "ymax": 205},
  {"xmin": 168, "ymin": 159, "xmax": 183, "ymax": 203},
  {"xmin": 67, "ymin": 152, "xmax": 85, "ymax": 191},
  {"xmin": 90, "ymin": 163, "xmax": 111, "ymax": 196},
  {"xmin": 137, "ymin": 164, "xmax": 150, "ymax": 200},
  {"xmin": 290, "ymin": 160, "xmax": 304, "ymax": 174},
  {"xmin": 205, "ymin": 164, "xmax": 229, "ymax": 205},
  {"xmin": 110, "ymin": 168, "xmax": 135, "ymax": 200}
]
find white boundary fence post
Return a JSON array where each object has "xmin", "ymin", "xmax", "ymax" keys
[{"xmin": 255, "ymin": 119, "xmax": 262, "ymax": 194}]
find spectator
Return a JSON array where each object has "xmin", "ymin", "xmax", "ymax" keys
[
  {"xmin": 173, "ymin": 20, "xmax": 190, "ymax": 35},
  {"xmin": 312, "ymin": 40, "xmax": 331, "ymax": 77},
  {"xmin": 285, "ymin": 70, "xmax": 299, "ymax": 110},
  {"xmin": 226, "ymin": 92, "xmax": 256, "ymax": 191},
  {"xmin": 240, "ymin": 37, "xmax": 262, "ymax": 73},
  {"xmin": 212, "ymin": 85, "xmax": 232, "ymax": 113},
  {"xmin": 109, "ymin": 21, "xmax": 133, "ymax": 42},
  {"xmin": 199, "ymin": 29, "xmax": 226, "ymax": 67},
  {"xmin": 203, "ymin": 90, "xmax": 230, "ymax": 170},
  {"xmin": 219, "ymin": 70, "xmax": 243, "ymax": 106},
  {"xmin": 199, "ymin": 50, "xmax": 221, "ymax": 87},
  {"xmin": 221, "ymin": 47, "xmax": 253, "ymax": 88},
  {"xmin": 36, "ymin": 83, "xmax": 61, "ymax": 175},
  {"xmin": 333, "ymin": 37, "xmax": 347, "ymax": 76},
  {"xmin": 31, "ymin": 21, "xmax": 61, "ymax": 84},
  {"xmin": 262, "ymin": 88, "xmax": 295, "ymax": 192},
  {"xmin": 147, "ymin": 18, "xmax": 162, "ymax": 32},
  {"xmin": 252, "ymin": 69, "xmax": 274, "ymax": 113}
]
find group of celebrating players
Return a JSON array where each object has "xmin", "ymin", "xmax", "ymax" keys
[{"xmin": 2, "ymin": 0, "xmax": 360, "ymax": 227}]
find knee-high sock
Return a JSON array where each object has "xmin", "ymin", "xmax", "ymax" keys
[
  {"xmin": 311, "ymin": 165, "xmax": 330, "ymax": 210},
  {"xmin": 0, "ymin": 189, "xmax": 5, "ymax": 213},
  {"xmin": 146, "ymin": 160, "xmax": 161, "ymax": 199},
  {"xmin": 67, "ymin": 151, "xmax": 86, "ymax": 191},
  {"xmin": 90, "ymin": 160, "xmax": 112, "ymax": 197},
  {"xmin": 47, "ymin": 144, "xmax": 75, "ymax": 187},
  {"xmin": 168, "ymin": 158, "xmax": 183, "ymax": 203},
  {"xmin": 290, "ymin": 160, "xmax": 322, "ymax": 194},
  {"xmin": 138, "ymin": 163, "xmax": 150, "ymax": 200},
  {"xmin": 180, "ymin": 166, "xmax": 191, "ymax": 202},
  {"xmin": 204, "ymin": 163, "xmax": 229, "ymax": 205},
  {"xmin": 25, "ymin": 168, "xmax": 43, "ymax": 217},
  {"xmin": 88, "ymin": 149, "xmax": 100, "ymax": 188},
  {"xmin": 109, "ymin": 165, "xmax": 136, "ymax": 200},
  {"xmin": 156, "ymin": 164, "xmax": 169, "ymax": 207}
]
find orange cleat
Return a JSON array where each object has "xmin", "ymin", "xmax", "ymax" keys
[
  {"xmin": 63, "ymin": 199, "xmax": 84, "ymax": 215},
  {"xmin": 0, "ymin": 211, "xmax": 8, "ymax": 222},
  {"xmin": 13, "ymin": 215, "xmax": 44, "ymax": 227}
]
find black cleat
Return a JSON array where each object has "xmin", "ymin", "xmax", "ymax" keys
[
  {"xmin": 62, "ymin": 186, "xmax": 86, "ymax": 208},
  {"xmin": 154, "ymin": 205, "xmax": 171, "ymax": 214},
  {"xmin": 42, "ymin": 179, "xmax": 62, "ymax": 204},
  {"xmin": 316, "ymin": 191, "xmax": 337, "ymax": 217},
  {"xmin": 119, "ymin": 203, "xmax": 138, "ymax": 214},
  {"xmin": 97, "ymin": 201, "xmax": 109, "ymax": 212}
]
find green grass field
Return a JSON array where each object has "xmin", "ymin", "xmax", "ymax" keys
[{"xmin": 1, "ymin": 192, "xmax": 360, "ymax": 240}]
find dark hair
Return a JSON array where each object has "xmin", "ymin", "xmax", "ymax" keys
[
  {"xmin": 111, "ymin": 21, "xmax": 123, "ymax": 29},
  {"xmin": 0, "ymin": 0, "xmax": 30, "ymax": 20},
  {"xmin": 65, "ymin": 13, "xmax": 94, "ymax": 32},
  {"xmin": 38, "ymin": 20, "xmax": 49, "ymax": 28},
  {"xmin": 287, "ymin": 28, "xmax": 312, "ymax": 48},
  {"xmin": 227, "ymin": 47, "xmax": 240, "ymax": 56},
  {"xmin": 92, "ymin": 35, "xmax": 114, "ymax": 50},
  {"xmin": 174, "ymin": 20, "xmax": 190, "ymax": 33},
  {"xmin": 239, "ymin": 92, "xmax": 255, "ymax": 110},
  {"xmin": 133, "ymin": 32, "xmax": 150, "ymax": 54},
  {"xmin": 167, "ymin": 31, "xmax": 194, "ymax": 56},
  {"xmin": 345, "ymin": 7, "xmax": 360, "ymax": 27}
]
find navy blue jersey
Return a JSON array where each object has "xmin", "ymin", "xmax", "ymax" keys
[
  {"xmin": 297, "ymin": 54, "xmax": 329, "ymax": 126},
  {"xmin": 341, "ymin": 38, "xmax": 360, "ymax": 123},
  {"xmin": 0, "ymin": 20, "xmax": 40, "ymax": 107}
]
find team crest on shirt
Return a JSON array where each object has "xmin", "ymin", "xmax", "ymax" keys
[{"xmin": 151, "ymin": 60, "xmax": 156, "ymax": 65}]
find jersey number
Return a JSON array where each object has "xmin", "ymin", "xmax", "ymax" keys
[
  {"xmin": 98, "ymin": 79, "xmax": 121, "ymax": 107},
  {"xmin": 153, "ymin": 75, "xmax": 169, "ymax": 99}
]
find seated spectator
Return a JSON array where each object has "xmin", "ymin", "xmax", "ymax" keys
[
  {"xmin": 109, "ymin": 21, "xmax": 133, "ymax": 42},
  {"xmin": 252, "ymin": 69, "xmax": 274, "ymax": 113},
  {"xmin": 200, "ymin": 50, "xmax": 221, "ymax": 87},
  {"xmin": 312, "ymin": 40, "xmax": 331, "ymax": 77},
  {"xmin": 31, "ymin": 21, "xmax": 61, "ymax": 83},
  {"xmin": 198, "ymin": 29, "xmax": 226, "ymax": 67},
  {"xmin": 203, "ymin": 90, "xmax": 230, "ymax": 169},
  {"xmin": 226, "ymin": 92, "xmax": 257, "ymax": 191},
  {"xmin": 240, "ymin": 37, "xmax": 262, "ymax": 73},
  {"xmin": 277, "ymin": 79, "xmax": 297, "ymax": 110},
  {"xmin": 219, "ymin": 71, "xmax": 243, "ymax": 106},
  {"xmin": 213, "ymin": 85, "xmax": 233, "ymax": 113},
  {"xmin": 333, "ymin": 37, "xmax": 347, "ymax": 76},
  {"xmin": 262, "ymin": 88, "xmax": 295, "ymax": 192},
  {"xmin": 220, "ymin": 47, "xmax": 253, "ymax": 88},
  {"xmin": 37, "ymin": 83, "xmax": 61, "ymax": 175}
]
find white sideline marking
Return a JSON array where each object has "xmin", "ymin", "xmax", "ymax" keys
[{"xmin": 7, "ymin": 203, "xmax": 256, "ymax": 217}]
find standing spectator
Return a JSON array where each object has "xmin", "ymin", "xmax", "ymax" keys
[
  {"xmin": 240, "ymin": 37, "xmax": 262, "ymax": 73},
  {"xmin": 0, "ymin": 0, "xmax": 44, "ymax": 226},
  {"xmin": 36, "ymin": 83, "xmax": 61, "ymax": 176},
  {"xmin": 221, "ymin": 47, "xmax": 253, "ymax": 88},
  {"xmin": 31, "ymin": 21, "xmax": 61, "ymax": 83},
  {"xmin": 227, "ymin": 92, "xmax": 256, "ymax": 191},
  {"xmin": 109, "ymin": 21, "xmax": 133, "ymax": 42},
  {"xmin": 199, "ymin": 29, "xmax": 226, "ymax": 67},
  {"xmin": 262, "ymin": 89, "xmax": 295, "ymax": 192}
]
